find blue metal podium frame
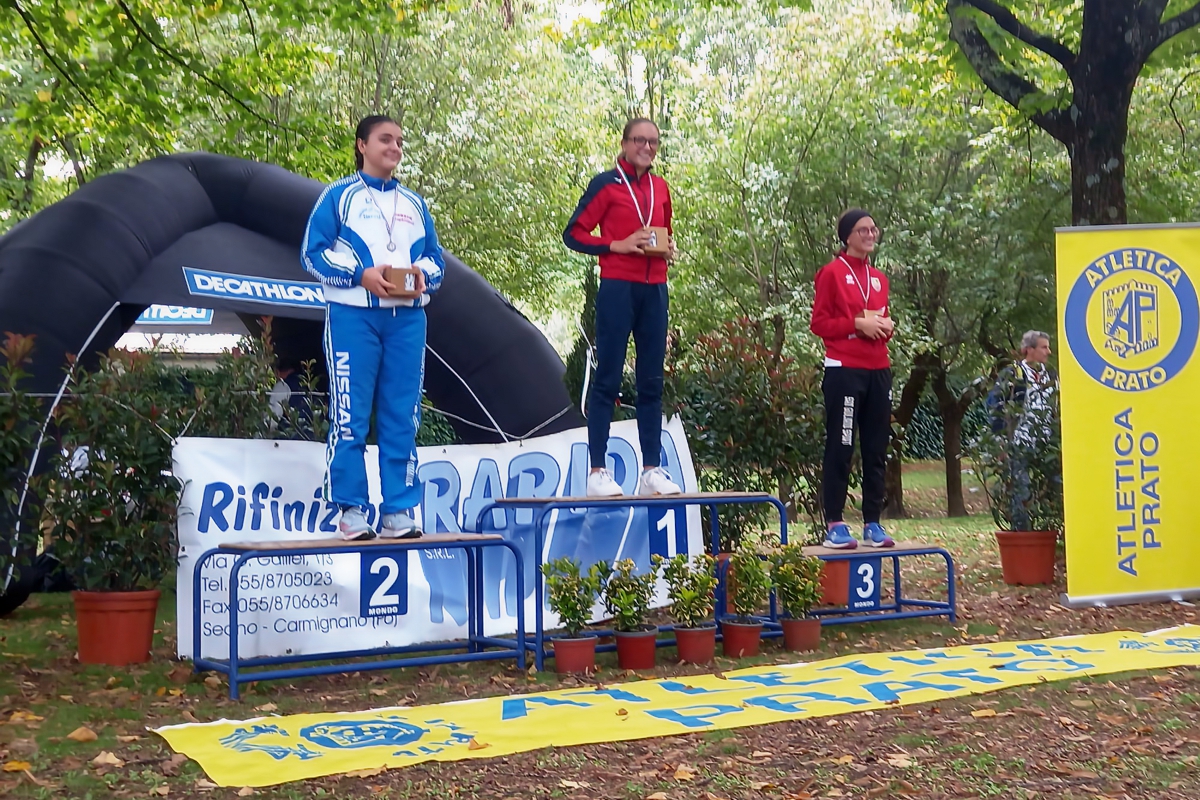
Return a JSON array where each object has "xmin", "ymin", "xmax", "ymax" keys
[
  {"xmin": 477, "ymin": 492, "xmax": 788, "ymax": 671},
  {"xmin": 805, "ymin": 545, "xmax": 957, "ymax": 625},
  {"xmin": 192, "ymin": 536, "xmax": 526, "ymax": 699}
]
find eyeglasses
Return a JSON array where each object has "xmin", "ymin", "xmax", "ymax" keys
[
  {"xmin": 853, "ymin": 226, "xmax": 881, "ymax": 238},
  {"xmin": 626, "ymin": 136, "xmax": 660, "ymax": 149}
]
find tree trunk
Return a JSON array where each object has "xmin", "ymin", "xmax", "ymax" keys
[
  {"xmin": 930, "ymin": 367, "xmax": 968, "ymax": 518},
  {"xmin": 19, "ymin": 137, "xmax": 43, "ymax": 214},
  {"xmin": 1068, "ymin": 81, "xmax": 1136, "ymax": 225},
  {"xmin": 884, "ymin": 356, "xmax": 933, "ymax": 519},
  {"xmin": 1069, "ymin": 1, "xmax": 1145, "ymax": 225}
]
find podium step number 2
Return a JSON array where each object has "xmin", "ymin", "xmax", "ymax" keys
[{"xmin": 361, "ymin": 551, "xmax": 410, "ymax": 618}]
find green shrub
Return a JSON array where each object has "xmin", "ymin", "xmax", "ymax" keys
[
  {"xmin": 598, "ymin": 558, "xmax": 658, "ymax": 632},
  {"xmin": 727, "ymin": 542, "xmax": 771, "ymax": 622},
  {"xmin": 769, "ymin": 543, "xmax": 824, "ymax": 618},
  {"xmin": 653, "ymin": 552, "xmax": 717, "ymax": 629},
  {"xmin": 665, "ymin": 317, "xmax": 826, "ymax": 549},
  {"xmin": 542, "ymin": 557, "xmax": 605, "ymax": 638}
]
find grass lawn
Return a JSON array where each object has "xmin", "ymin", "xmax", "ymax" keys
[{"xmin": 2, "ymin": 465, "xmax": 1198, "ymax": 799}]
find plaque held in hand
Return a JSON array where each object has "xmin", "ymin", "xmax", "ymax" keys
[
  {"xmin": 382, "ymin": 266, "xmax": 424, "ymax": 300},
  {"xmin": 643, "ymin": 226, "xmax": 670, "ymax": 256}
]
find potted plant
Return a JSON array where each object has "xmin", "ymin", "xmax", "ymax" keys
[
  {"xmin": 598, "ymin": 559, "xmax": 659, "ymax": 670},
  {"xmin": 976, "ymin": 377, "xmax": 1064, "ymax": 586},
  {"xmin": 770, "ymin": 543, "xmax": 824, "ymax": 652},
  {"xmin": 42, "ymin": 349, "xmax": 189, "ymax": 665},
  {"xmin": 721, "ymin": 542, "xmax": 771, "ymax": 657},
  {"xmin": 654, "ymin": 552, "xmax": 718, "ymax": 664},
  {"xmin": 542, "ymin": 557, "xmax": 605, "ymax": 674}
]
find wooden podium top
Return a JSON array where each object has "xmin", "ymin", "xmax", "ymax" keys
[
  {"xmin": 802, "ymin": 541, "xmax": 937, "ymax": 557},
  {"xmin": 219, "ymin": 533, "xmax": 503, "ymax": 551},
  {"xmin": 490, "ymin": 491, "xmax": 774, "ymax": 504}
]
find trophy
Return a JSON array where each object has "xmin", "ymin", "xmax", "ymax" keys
[
  {"xmin": 382, "ymin": 266, "xmax": 424, "ymax": 299},
  {"xmin": 643, "ymin": 226, "xmax": 671, "ymax": 256}
]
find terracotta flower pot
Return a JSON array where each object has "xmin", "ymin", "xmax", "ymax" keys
[
  {"xmin": 674, "ymin": 623, "xmax": 717, "ymax": 664},
  {"xmin": 721, "ymin": 618, "xmax": 763, "ymax": 658},
  {"xmin": 615, "ymin": 626, "xmax": 658, "ymax": 670},
  {"xmin": 819, "ymin": 560, "xmax": 849, "ymax": 606},
  {"xmin": 553, "ymin": 635, "xmax": 598, "ymax": 675},
  {"xmin": 780, "ymin": 617, "xmax": 821, "ymax": 652},
  {"xmin": 72, "ymin": 589, "xmax": 161, "ymax": 666},
  {"xmin": 996, "ymin": 530, "xmax": 1058, "ymax": 585}
]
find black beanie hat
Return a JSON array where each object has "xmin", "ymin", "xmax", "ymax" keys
[{"xmin": 837, "ymin": 208, "xmax": 872, "ymax": 245}]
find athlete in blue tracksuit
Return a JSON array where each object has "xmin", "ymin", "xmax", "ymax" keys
[{"xmin": 301, "ymin": 115, "xmax": 445, "ymax": 540}]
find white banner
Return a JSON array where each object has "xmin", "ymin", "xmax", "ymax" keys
[{"xmin": 176, "ymin": 418, "xmax": 701, "ymax": 659}]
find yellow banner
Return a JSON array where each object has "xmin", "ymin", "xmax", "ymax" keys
[
  {"xmin": 155, "ymin": 626, "xmax": 1200, "ymax": 787},
  {"xmin": 1056, "ymin": 224, "xmax": 1200, "ymax": 602}
]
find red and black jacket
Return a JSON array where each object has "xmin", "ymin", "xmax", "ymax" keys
[
  {"xmin": 562, "ymin": 158, "xmax": 672, "ymax": 284},
  {"xmin": 809, "ymin": 252, "xmax": 892, "ymax": 370}
]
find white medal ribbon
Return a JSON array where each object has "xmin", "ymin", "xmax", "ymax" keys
[
  {"xmin": 616, "ymin": 160, "xmax": 654, "ymax": 228},
  {"xmin": 357, "ymin": 173, "xmax": 399, "ymax": 252},
  {"xmin": 838, "ymin": 255, "xmax": 871, "ymax": 308}
]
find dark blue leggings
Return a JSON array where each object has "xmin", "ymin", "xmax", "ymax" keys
[{"xmin": 588, "ymin": 279, "xmax": 668, "ymax": 469}]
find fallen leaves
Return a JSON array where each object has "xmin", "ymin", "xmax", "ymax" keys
[
  {"xmin": 645, "ymin": 793, "xmax": 668, "ymax": 800},
  {"xmin": 970, "ymin": 708, "xmax": 997, "ymax": 719},
  {"xmin": 559, "ymin": 779, "xmax": 592, "ymax": 789},
  {"xmin": 673, "ymin": 764, "xmax": 697, "ymax": 781},
  {"xmin": 3, "ymin": 761, "xmax": 32, "ymax": 773},
  {"xmin": 160, "ymin": 754, "xmax": 189, "ymax": 777},
  {"xmin": 6, "ymin": 711, "xmax": 44, "ymax": 725},
  {"xmin": 885, "ymin": 754, "xmax": 916, "ymax": 768},
  {"xmin": 831, "ymin": 754, "xmax": 855, "ymax": 765},
  {"xmin": 253, "ymin": 703, "xmax": 278, "ymax": 713},
  {"xmin": 67, "ymin": 726, "xmax": 98, "ymax": 743},
  {"xmin": 167, "ymin": 665, "xmax": 192, "ymax": 684},
  {"xmin": 345, "ymin": 766, "xmax": 386, "ymax": 779},
  {"xmin": 467, "ymin": 739, "xmax": 489, "ymax": 751},
  {"xmin": 150, "ymin": 787, "xmax": 170, "ymax": 797},
  {"xmin": 237, "ymin": 789, "xmax": 255, "ymax": 797},
  {"xmin": 92, "ymin": 751, "xmax": 125, "ymax": 768}
]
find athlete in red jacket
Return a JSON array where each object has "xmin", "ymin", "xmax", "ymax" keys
[
  {"xmin": 810, "ymin": 209, "xmax": 896, "ymax": 549},
  {"xmin": 563, "ymin": 118, "xmax": 682, "ymax": 497}
]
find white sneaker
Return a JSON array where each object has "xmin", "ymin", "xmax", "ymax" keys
[
  {"xmin": 379, "ymin": 512, "xmax": 422, "ymax": 539},
  {"xmin": 338, "ymin": 507, "xmax": 376, "ymax": 541},
  {"xmin": 586, "ymin": 469, "xmax": 624, "ymax": 497},
  {"xmin": 637, "ymin": 466, "xmax": 682, "ymax": 496}
]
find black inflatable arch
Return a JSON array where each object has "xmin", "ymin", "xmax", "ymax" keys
[{"xmin": 0, "ymin": 152, "xmax": 583, "ymax": 443}]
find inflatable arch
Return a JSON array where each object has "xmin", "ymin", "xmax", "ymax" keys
[{"xmin": 0, "ymin": 152, "xmax": 583, "ymax": 612}]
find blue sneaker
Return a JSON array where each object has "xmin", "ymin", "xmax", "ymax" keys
[
  {"xmin": 863, "ymin": 522, "xmax": 895, "ymax": 548},
  {"xmin": 823, "ymin": 523, "xmax": 858, "ymax": 550}
]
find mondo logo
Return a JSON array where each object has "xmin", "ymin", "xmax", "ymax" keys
[{"xmin": 1064, "ymin": 248, "xmax": 1199, "ymax": 392}]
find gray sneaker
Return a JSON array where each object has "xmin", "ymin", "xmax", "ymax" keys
[
  {"xmin": 379, "ymin": 512, "xmax": 422, "ymax": 539},
  {"xmin": 338, "ymin": 507, "xmax": 376, "ymax": 541}
]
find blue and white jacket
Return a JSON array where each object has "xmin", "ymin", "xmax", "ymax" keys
[{"xmin": 301, "ymin": 171, "xmax": 445, "ymax": 308}]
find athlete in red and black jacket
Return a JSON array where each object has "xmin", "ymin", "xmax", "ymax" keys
[
  {"xmin": 563, "ymin": 118, "xmax": 682, "ymax": 498},
  {"xmin": 810, "ymin": 208, "xmax": 897, "ymax": 550}
]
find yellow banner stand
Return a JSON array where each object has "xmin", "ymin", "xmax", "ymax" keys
[
  {"xmin": 1056, "ymin": 224, "xmax": 1200, "ymax": 605},
  {"xmin": 156, "ymin": 626, "xmax": 1200, "ymax": 787}
]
